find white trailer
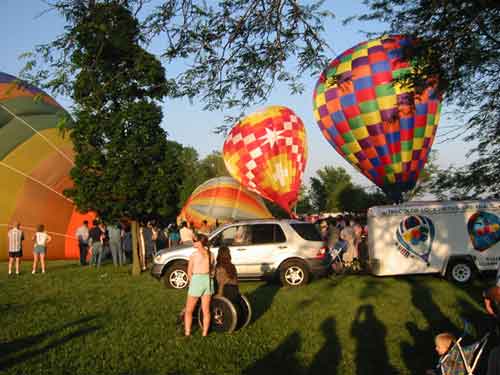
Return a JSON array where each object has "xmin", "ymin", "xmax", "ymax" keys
[{"xmin": 367, "ymin": 200, "xmax": 500, "ymax": 283}]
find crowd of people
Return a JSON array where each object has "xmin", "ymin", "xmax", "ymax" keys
[
  {"xmin": 314, "ymin": 215, "xmax": 369, "ymax": 273},
  {"xmin": 5, "ymin": 218, "xmax": 217, "ymax": 275}
]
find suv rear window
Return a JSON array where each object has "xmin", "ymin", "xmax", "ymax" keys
[
  {"xmin": 290, "ymin": 223, "xmax": 322, "ymax": 241},
  {"xmin": 251, "ymin": 224, "xmax": 286, "ymax": 244}
]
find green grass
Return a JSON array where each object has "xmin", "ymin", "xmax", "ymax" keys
[{"xmin": 0, "ymin": 261, "xmax": 491, "ymax": 375}]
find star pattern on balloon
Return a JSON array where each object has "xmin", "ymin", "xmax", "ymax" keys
[
  {"xmin": 223, "ymin": 106, "xmax": 307, "ymax": 214},
  {"xmin": 260, "ymin": 127, "xmax": 286, "ymax": 148}
]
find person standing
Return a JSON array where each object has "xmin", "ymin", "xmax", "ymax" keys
[
  {"xmin": 121, "ymin": 223, "xmax": 132, "ymax": 264},
  {"xmin": 100, "ymin": 222, "xmax": 110, "ymax": 260},
  {"xmin": 75, "ymin": 220, "xmax": 90, "ymax": 266},
  {"xmin": 168, "ymin": 223, "xmax": 180, "ymax": 248},
  {"xmin": 340, "ymin": 222, "xmax": 358, "ymax": 269},
  {"xmin": 179, "ymin": 221, "xmax": 194, "ymax": 244},
  {"xmin": 89, "ymin": 220, "xmax": 104, "ymax": 267},
  {"xmin": 7, "ymin": 222, "xmax": 24, "ymax": 276},
  {"xmin": 32, "ymin": 224, "xmax": 52, "ymax": 274},
  {"xmin": 140, "ymin": 221, "xmax": 155, "ymax": 269},
  {"xmin": 107, "ymin": 224, "xmax": 122, "ymax": 266},
  {"xmin": 184, "ymin": 234, "xmax": 214, "ymax": 336},
  {"xmin": 198, "ymin": 220, "xmax": 211, "ymax": 235}
]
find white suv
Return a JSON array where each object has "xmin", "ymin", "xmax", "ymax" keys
[{"xmin": 151, "ymin": 219, "xmax": 329, "ymax": 288}]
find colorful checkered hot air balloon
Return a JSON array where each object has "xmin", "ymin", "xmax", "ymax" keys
[
  {"xmin": 0, "ymin": 72, "xmax": 93, "ymax": 261},
  {"xmin": 178, "ymin": 176, "xmax": 273, "ymax": 229},
  {"xmin": 223, "ymin": 106, "xmax": 307, "ymax": 215},
  {"xmin": 313, "ymin": 35, "xmax": 442, "ymax": 202}
]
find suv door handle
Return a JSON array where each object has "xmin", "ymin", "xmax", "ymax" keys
[
  {"xmin": 236, "ymin": 248, "xmax": 247, "ymax": 251},
  {"xmin": 278, "ymin": 245, "xmax": 287, "ymax": 249}
]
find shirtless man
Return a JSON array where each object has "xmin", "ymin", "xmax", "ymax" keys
[{"xmin": 183, "ymin": 234, "xmax": 214, "ymax": 336}]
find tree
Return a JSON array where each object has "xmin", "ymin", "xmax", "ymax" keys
[
  {"xmin": 197, "ymin": 151, "xmax": 230, "ymax": 183},
  {"xmin": 309, "ymin": 166, "xmax": 353, "ymax": 212},
  {"xmin": 354, "ymin": 0, "xmax": 500, "ymax": 197},
  {"xmin": 177, "ymin": 146, "xmax": 203, "ymax": 209},
  {"xmin": 309, "ymin": 176, "xmax": 327, "ymax": 212},
  {"xmin": 337, "ymin": 185, "xmax": 390, "ymax": 213},
  {"xmin": 295, "ymin": 185, "xmax": 313, "ymax": 215},
  {"xmin": 21, "ymin": 0, "xmax": 333, "ymax": 131},
  {"xmin": 62, "ymin": 2, "xmax": 172, "ymax": 274},
  {"xmin": 176, "ymin": 149, "xmax": 230, "ymax": 210}
]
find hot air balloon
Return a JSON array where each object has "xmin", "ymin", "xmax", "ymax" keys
[
  {"xmin": 313, "ymin": 35, "xmax": 442, "ymax": 202},
  {"xmin": 0, "ymin": 72, "xmax": 93, "ymax": 261},
  {"xmin": 178, "ymin": 176, "xmax": 273, "ymax": 229},
  {"xmin": 223, "ymin": 106, "xmax": 307, "ymax": 214}
]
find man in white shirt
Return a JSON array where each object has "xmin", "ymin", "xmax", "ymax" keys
[
  {"xmin": 7, "ymin": 222, "xmax": 24, "ymax": 275},
  {"xmin": 179, "ymin": 221, "xmax": 194, "ymax": 244},
  {"xmin": 75, "ymin": 220, "xmax": 90, "ymax": 266}
]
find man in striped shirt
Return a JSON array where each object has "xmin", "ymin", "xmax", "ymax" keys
[{"xmin": 8, "ymin": 222, "xmax": 24, "ymax": 275}]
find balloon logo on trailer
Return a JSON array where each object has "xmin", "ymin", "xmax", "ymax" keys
[
  {"xmin": 395, "ymin": 215, "xmax": 435, "ymax": 265},
  {"xmin": 467, "ymin": 211, "xmax": 500, "ymax": 251}
]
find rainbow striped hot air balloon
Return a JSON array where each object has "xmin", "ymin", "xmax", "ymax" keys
[
  {"xmin": 223, "ymin": 106, "xmax": 307, "ymax": 214},
  {"xmin": 313, "ymin": 35, "xmax": 442, "ymax": 202},
  {"xmin": 178, "ymin": 177, "xmax": 273, "ymax": 229},
  {"xmin": 0, "ymin": 72, "xmax": 93, "ymax": 261}
]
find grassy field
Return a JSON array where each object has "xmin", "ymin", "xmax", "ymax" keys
[{"xmin": 0, "ymin": 260, "xmax": 494, "ymax": 375}]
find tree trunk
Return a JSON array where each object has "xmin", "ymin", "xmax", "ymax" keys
[{"xmin": 131, "ymin": 220, "xmax": 141, "ymax": 276}]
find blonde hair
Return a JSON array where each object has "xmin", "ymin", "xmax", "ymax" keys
[{"xmin": 435, "ymin": 332, "xmax": 456, "ymax": 348}]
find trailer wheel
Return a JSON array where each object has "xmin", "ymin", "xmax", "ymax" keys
[{"xmin": 447, "ymin": 260, "xmax": 475, "ymax": 284}]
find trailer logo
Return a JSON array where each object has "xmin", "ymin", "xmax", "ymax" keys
[
  {"xmin": 468, "ymin": 211, "xmax": 500, "ymax": 251},
  {"xmin": 396, "ymin": 215, "xmax": 435, "ymax": 265}
]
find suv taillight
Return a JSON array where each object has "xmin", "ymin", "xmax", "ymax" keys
[{"xmin": 314, "ymin": 246, "xmax": 327, "ymax": 259}]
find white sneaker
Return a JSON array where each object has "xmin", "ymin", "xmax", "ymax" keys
[{"xmin": 32, "ymin": 270, "xmax": 36, "ymax": 274}]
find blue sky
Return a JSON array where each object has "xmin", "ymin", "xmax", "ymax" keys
[{"xmin": 1, "ymin": 0, "xmax": 470, "ymax": 189}]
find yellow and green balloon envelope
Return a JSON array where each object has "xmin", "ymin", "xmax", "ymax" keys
[
  {"xmin": 178, "ymin": 177, "xmax": 273, "ymax": 229},
  {"xmin": 223, "ymin": 106, "xmax": 307, "ymax": 215},
  {"xmin": 313, "ymin": 35, "xmax": 442, "ymax": 202},
  {"xmin": 0, "ymin": 72, "xmax": 93, "ymax": 260}
]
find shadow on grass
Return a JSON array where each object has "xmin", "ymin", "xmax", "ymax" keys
[
  {"xmin": 358, "ymin": 276, "xmax": 391, "ymax": 299},
  {"xmin": 243, "ymin": 331, "xmax": 303, "ymax": 375},
  {"xmin": 321, "ymin": 273, "xmax": 349, "ymax": 289},
  {"xmin": 308, "ymin": 317, "xmax": 341, "ymax": 375},
  {"xmin": 246, "ymin": 283, "xmax": 280, "ymax": 324},
  {"xmin": 0, "ymin": 298, "xmax": 58, "ymax": 314},
  {"xmin": 0, "ymin": 314, "xmax": 101, "ymax": 371},
  {"xmin": 400, "ymin": 277, "xmax": 460, "ymax": 373},
  {"xmin": 351, "ymin": 304, "xmax": 398, "ymax": 375}
]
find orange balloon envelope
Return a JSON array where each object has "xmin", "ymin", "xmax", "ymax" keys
[
  {"xmin": 0, "ymin": 72, "xmax": 94, "ymax": 260},
  {"xmin": 178, "ymin": 177, "xmax": 273, "ymax": 229},
  {"xmin": 223, "ymin": 106, "xmax": 307, "ymax": 214}
]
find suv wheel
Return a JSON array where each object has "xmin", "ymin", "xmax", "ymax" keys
[
  {"xmin": 163, "ymin": 261, "xmax": 189, "ymax": 289},
  {"xmin": 280, "ymin": 260, "xmax": 310, "ymax": 287},
  {"xmin": 447, "ymin": 260, "xmax": 475, "ymax": 284}
]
